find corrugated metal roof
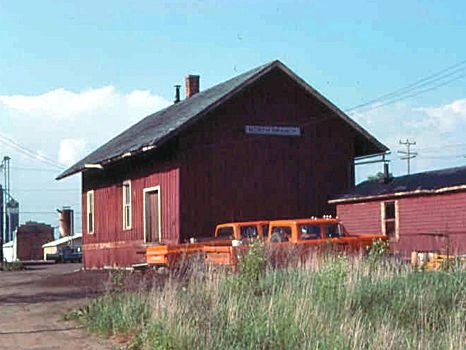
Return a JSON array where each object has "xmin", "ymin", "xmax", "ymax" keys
[
  {"xmin": 330, "ymin": 165, "xmax": 466, "ymax": 203},
  {"xmin": 57, "ymin": 60, "xmax": 387, "ymax": 180}
]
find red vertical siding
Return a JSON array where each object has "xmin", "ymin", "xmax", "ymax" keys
[
  {"xmin": 336, "ymin": 191, "xmax": 466, "ymax": 258},
  {"xmin": 397, "ymin": 192, "xmax": 466, "ymax": 255},
  {"xmin": 336, "ymin": 201, "xmax": 381, "ymax": 235},
  {"xmin": 179, "ymin": 69, "xmax": 356, "ymax": 240},
  {"xmin": 16, "ymin": 227, "xmax": 53, "ymax": 260},
  {"xmin": 82, "ymin": 166, "xmax": 179, "ymax": 268}
]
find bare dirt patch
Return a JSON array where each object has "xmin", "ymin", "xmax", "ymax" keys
[{"xmin": 0, "ymin": 264, "xmax": 116, "ymax": 350}]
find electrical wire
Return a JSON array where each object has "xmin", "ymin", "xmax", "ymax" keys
[
  {"xmin": 0, "ymin": 133, "xmax": 66, "ymax": 170},
  {"xmin": 19, "ymin": 211, "xmax": 82, "ymax": 214},
  {"xmin": 349, "ymin": 72, "xmax": 466, "ymax": 114},
  {"xmin": 12, "ymin": 188, "xmax": 80, "ymax": 192},
  {"xmin": 10, "ymin": 167, "xmax": 60, "ymax": 172},
  {"xmin": 416, "ymin": 143, "xmax": 466, "ymax": 152},
  {"xmin": 417, "ymin": 154, "xmax": 466, "ymax": 160},
  {"xmin": 346, "ymin": 60, "xmax": 466, "ymax": 113}
]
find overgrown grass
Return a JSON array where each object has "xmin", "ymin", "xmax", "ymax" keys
[{"xmin": 68, "ymin": 250, "xmax": 466, "ymax": 349}]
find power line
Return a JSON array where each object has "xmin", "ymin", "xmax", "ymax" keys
[
  {"xmin": 415, "ymin": 142, "xmax": 466, "ymax": 152},
  {"xmin": 13, "ymin": 188, "xmax": 80, "ymax": 192},
  {"xmin": 346, "ymin": 60, "xmax": 466, "ymax": 114},
  {"xmin": 20, "ymin": 211, "xmax": 82, "ymax": 214},
  {"xmin": 417, "ymin": 154, "xmax": 465, "ymax": 160},
  {"xmin": 0, "ymin": 133, "xmax": 65, "ymax": 170},
  {"xmin": 349, "ymin": 72, "xmax": 466, "ymax": 114},
  {"xmin": 347, "ymin": 60, "xmax": 466, "ymax": 111},
  {"xmin": 11, "ymin": 167, "xmax": 61, "ymax": 172}
]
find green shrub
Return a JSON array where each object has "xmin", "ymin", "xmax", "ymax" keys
[
  {"xmin": 237, "ymin": 239, "xmax": 266, "ymax": 281},
  {"xmin": 228, "ymin": 239, "xmax": 267, "ymax": 294},
  {"xmin": 366, "ymin": 238, "xmax": 390, "ymax": 259}
]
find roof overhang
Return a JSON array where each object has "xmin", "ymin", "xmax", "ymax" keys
[
  {"xmin": 56, "ymin": 144, "xmax": 159, "ymax": 180},
  {"xmin": 329, "ymin": 183, "xmax": 466, "ymax": 204},
  {"xmin": 42, "ymin": 233, "xmax": 83, "ymax": 248}
]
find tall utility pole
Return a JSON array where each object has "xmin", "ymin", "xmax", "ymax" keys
[
  {"xmin": 398, "ymin": 139, "xmax": 417, "ymax": 175},
  {"xmin": 0, "ymin": 156, "xmax": 11, "ymax": 263},
  {"xmin": 2, "ymin": 157, "xmax": 10, "ymax": 242}
]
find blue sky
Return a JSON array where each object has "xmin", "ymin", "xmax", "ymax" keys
[{"xmin": 1, "ymin": 1, "xmax": 466, "ymax": 232}]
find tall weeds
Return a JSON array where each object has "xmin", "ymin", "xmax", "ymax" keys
[{"xmin": 69, "ymin": 252, "xmax": 466, "ymax": 350}]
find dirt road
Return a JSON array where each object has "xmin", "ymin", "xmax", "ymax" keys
[{"xmin": 0, "ymin": 264, "xmax": 116, "ymax": 350}]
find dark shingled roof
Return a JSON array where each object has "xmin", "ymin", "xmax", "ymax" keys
[
  {"xmin": 57, "ymin": 60, "xmax": 387, "ymax": 180},
  {"xmin": 330, "ymin": 165, "xmax": 466, "ymax": 203}
]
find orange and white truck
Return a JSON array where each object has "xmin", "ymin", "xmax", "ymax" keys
[
  {"xmin": 203, "ymin": 216, "xmax": 388, "ymax": 270},
  {"xmin": 145, "ymin": 220, "xmax": 269, "ymax": 268}
]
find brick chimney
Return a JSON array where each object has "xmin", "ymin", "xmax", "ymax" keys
[{"xmin": 185, "ymin": 75, "xmax": 200, "ymax": 98}]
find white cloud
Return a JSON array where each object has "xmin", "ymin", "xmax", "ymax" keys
[
  {"xmin": 0, "ymin": 87, "xmax": 115, "ymax": 120},
  {"xmin": 351, "ymin": 98, "xmax": 466, "ymax": 181},
  {"xmin": 126, "ymin": 90, "xmax": 169, "ymax": 111},
  {"xmin": 0, "ymin": 86, "xmax": 171, "ymax": 166},
  {"xmin": 0, "ymin": 85, "xmax": 170, "ymax": 122},
  {"xmin": 416, "ymin": 98, "xmax": 466, "ymax": 133},
  {"xmin": 58, "ymin": 138, "xmax": 87, "ymax": 166}
]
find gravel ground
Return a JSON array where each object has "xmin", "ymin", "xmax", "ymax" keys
[{"xmin": 0, "ymin": 263, "xmax": 117, "ymax": 350}]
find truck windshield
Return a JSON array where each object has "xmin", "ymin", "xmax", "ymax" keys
[
  {"xmin": 270, "ymin": 226, "xmax": 291, "ymax": 242},
  {"xmin": 240, "ymin": 225, "xmax": 258, "ymax": 239},
  {"xmin": 325, "ymin": 224, "xmax": 343, "ymax": 238},
  {"xmin": 298, "ymin": 224, "xmax": 321, "ymax": 240},
  {"xmin": 217, "ymin": 227, "xmax": 234, "ymax": 239}
]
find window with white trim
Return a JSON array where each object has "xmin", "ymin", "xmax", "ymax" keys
[
  {"xmin": 123, "ymin": 181, "xmax": 132, "ymax": 230},
  {"xmin": 382, "ymin": 201, "xmax": 398, "ymax": 240},
  {"xmin": 87, "ymin": 190, "xmax": 95, "ymax": 234}
]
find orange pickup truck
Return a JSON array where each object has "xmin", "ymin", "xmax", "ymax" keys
[
  {"xmin": 203, "ymin": 217, "xmax": 388, "ymax": 270},
  {"xmin": 146, "ymin": 220, "xmax": 269, "ymax": 268}
]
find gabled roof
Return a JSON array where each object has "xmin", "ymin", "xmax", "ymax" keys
[
  {"xmin": 57, "ymin": 60, "xmax": 387, "ymax": 180},
  {"xmin": 330, "ymin": 165, "xmax": 466, "ymax": 204}
]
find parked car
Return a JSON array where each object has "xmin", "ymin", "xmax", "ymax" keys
[{"xmin": 46, "ymin": 246, "xmax": 82, "ymax": 263}]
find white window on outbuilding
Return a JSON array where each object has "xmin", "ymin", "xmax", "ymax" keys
[
  {"xmin": 381, "ymin": 200, "xmax": 398, "ymax": 241},
  {"xmin": 122, "ymin": 181, "xmax": 132, "ymax": 230},
  {"xmin": 87, "ymin": 190, "xmax": 95, "ymax": 234}
]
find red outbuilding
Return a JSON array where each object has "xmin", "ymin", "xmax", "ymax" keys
[
  {"xmin": 57, "ymin": 60, "xmax": 387, "ymax": 269},
  {"xmin": 330, "ymin": 166, "xmax": 466, "ymax": 258},
  {"xmin": 16, "ymin": 222, "xmax": 54, "ymax": 261}
]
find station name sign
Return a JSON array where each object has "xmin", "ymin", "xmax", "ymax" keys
[{"xmin": 245, "ymin": 125, "xmax": 301, "ymax": 136}]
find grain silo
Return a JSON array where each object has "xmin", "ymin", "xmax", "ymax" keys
[{"xmin": 58, "ymin": 206, "xmax": 74, "ymax": 237}]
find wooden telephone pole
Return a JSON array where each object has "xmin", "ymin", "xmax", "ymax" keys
[{"xmin": 398, "ymin": 139, "xmax": 417, "ymax": 175}]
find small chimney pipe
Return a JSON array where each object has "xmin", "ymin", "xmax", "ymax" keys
[
  {"xmin": 383, "ymin": 162, "xmax": 390, "ymax": 183},
  {"xmin": 185, "ymin": 75, "xmax": 200, "ymax": 98},
  {"xmin": 174, "ymin": 85, "xmax": 181, "ymax": 104}
]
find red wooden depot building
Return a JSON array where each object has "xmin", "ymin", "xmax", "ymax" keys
[
  {"xmin": 57, "ymin": 60, "xmax": 387, "ymax": 269},
  {"xmin": 330, "ymin": 165, "xmax": 466, "ymax": 258}
]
